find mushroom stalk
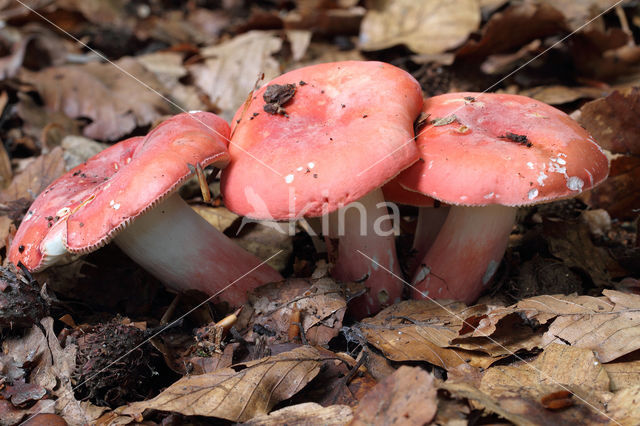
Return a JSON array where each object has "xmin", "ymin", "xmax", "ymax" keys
[
  {"xmin": 412, "ymin": 206, "xmax": 450, "ymax": 270},
  {"xmin": 411, "ymin": 205, "xmax": 516, "ymax": 303},
  {"xmin": 114, "ymin": 193, "xmax": 282, "ymax": 306},
  {"xmin": 329, "ymin": 188, "xmax": 403, "ymax": 317}
]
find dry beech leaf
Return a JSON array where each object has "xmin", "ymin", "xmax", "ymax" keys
[
  {"xmin": 359, "ymin": 0, "xmax": 480, "ymax": 54},
  {"xmin": 604, "ymin": 361, "xmax": 640, "ymax": 392},
  {"xmin": 244, "ymin": 402, "xmax": 353, "ymax": 425},
  {"xmin": 19, "ymin": 58, "xmax": 172, "ymax": 141},
  {"xmin": 443, "ymin": 346, "xmax": 612, "ymax": 425},
  {"xmin": 0, "ymin": 147, "xmax": 65, "ymax": 204},
  {"xmin": 356, "ymin": 300, "xmax": 499, "ymax": 369},
  {"xmin": 579, "ymin": 87, "xmax": 640, "ymax": 155},
  {"xmin": 580, "ymin": 154, "xmax": 640, "ymax": 220},
  {"xmin": 245, "ymin": 276, "xmax": 346, "ymax": 346},
  {"xmin": 519, "ymin": 85, "xmax": 607, "ymax": 105},
  {"xmin": 480, "ymin": 344, "xmax": 610, "ymax": 411},
  {"xmin": 456, "ymin": 2, "xmax": 567, "ymax": 59},
  {"xmin": 118, "ymin": 346, "xmax": 325, "ymax": 422},
  {"xmin": 137, "ymin": 51, "xmax": 205, "ymax": 112},
  {"xmin": 351, "ymin": 366, "xmax": 437, "ymax": 426},
  {"xmin": 541, "ymin": 290, "xmax": 640, "ymax": 362},
  {"xmin": 606, "ymin": 385, "xmax": 640, "ymax": 425},
  {"xmin": 540, "ymin": 0, "xmax": 620, "ymax": 31},
  {"xmin": 189, "ymin": 31, "xmax": 283, "ymax": 120},
  {"xmin": 1, "ymin": 317, "xmax": 106, "ymax": 425},
  {"xmin": 542, "ymin": 219, "xmax": 621, "ymax": 286}
]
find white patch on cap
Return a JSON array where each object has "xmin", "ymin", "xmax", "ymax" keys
[
  {"xmin": 109, "ymin": 200, "xmax": 120, "ymax": 210},
  {"xmin": 56, "ymin": 207, "xmax": 71, "ymax": 217},
  {"xmin": 557, "ymin": 158, "xmax": 566, "ymax": 165},
  {"xmin": 428, "ymin": 160, "xmax": 434, "ymax": 170},
  {"xmin": 308, "ymin": 162, "xmax": 315, "ymax": 169},
  {"xmin": 566, "ymin": 176, "xmax": 584, "ymax": 191},
  {"xmin": 188, "ymin": 110, "xmax": 203, "ymax": 114},
  {"xmin": 460, "ymin": 195, "xmax": 468, "ymax": 201},
  {"xmin": 482, "ymin": 260, "xmax": 500, "ymax": 285},
  {"xmin": 483, "ymin": 192, "xmax": 495, "ymax": 199},
  {"xmin": 296, "ymin": 166, "xmax": 303, "ymax": 172},
  {"xmin": 113, "ymin": 163, "xmax": 119, "ymax": 171},
  {"xmin": 528, "ymin": 188, "xmax": 539, "ymax": 200},
  {"xmin": 526, "ymin": 162, "xmax": 534, "ymax": 169},
  {"xmin": 126, "ymin": 157, "xmax": 131, "ymax": 164},
  {"xmin": 23, "ymin": 211, "xmax": 34, "ymax": 222},
  {"xmin": 285, "ymin": 174, "xmax": 294, "ymax": 184},
  {"xmin": 537, "ymin": 171, "xmax": 548, "ymax": 186}
]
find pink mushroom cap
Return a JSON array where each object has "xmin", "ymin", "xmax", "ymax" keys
[
  {"xmin": 396, "ymin": 92, "xmax": 609, "ymax": 205},
  {"xmin": 221, "ymin": 61, "xmax": 423, "ymax": 219},
  {"xmin": 10, "ymin": 112, "xmax": 231, "ymax": 271}
]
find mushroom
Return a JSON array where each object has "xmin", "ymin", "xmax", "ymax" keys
[
  {"xmin": 221, "ymin": 61, "xmax": 423, "ymax": 317},
  {"xmin": 392, "ymin": 92, "xmax": 609, "ymax": 303},
  {"xmin": 9, "ymin": 112, "xmax": 282, "ymax": 306}
]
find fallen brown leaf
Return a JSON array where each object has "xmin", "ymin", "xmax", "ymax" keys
[
  {"xmin": 1, "ymin": 317, "xmax": 106, "ymax": 425},
  {"xmin": 189, "ymin": 31, "xmax": 283, "ymax": 120},
  {"xmin": 519, "ymin": 85, "xmax": 607, "ymax": 105},
  {"xmin": 351, "ymin": 366, "xmax": 437, "ymax": 426},
  {"xmin": 580, "ymin": 154, "xmax": 640, "ymax": 220},
  {"xmin": 0, "ymin": 147, "xmax": 65, "ymax": 205},
  {"xmin": 356, "ymin": 300, "xmax": 500, "ymax": 369},
  {"xmin": 244, "ymin": 276, "xmax": 346, "ymax": 346},
  {"xmin": 541, "ymin": 290, "xmax": 640, "ymax": 362},
  {"xmin": 604, "ymin": 360, "xmax": 640, "ymax": 391},
  {"xmin": 540, "ymin": 0, "xmax": 618, "ymax": 31},
  {"xmin": 244, "ymin": 402, "xmax": 353, "ymax": 425},
  {"xmin": 359, "ymin": 0, "xmax": 480, "ymax": 54},
  {"xmin": 19, "ymin": 57, "xmax": 172, "ymax": 141},
  {"xmin": 456, "ymin": 2, "xmax": 567, "ymax": 59},
  {"xmin": 442, "ymin": 345, "xmax": 612, "ymax": 425},
  {"xmin": 606, "ymin": 385, "xmax": 640, "ymax": 425},
  {"xmin": 579, "ymin": 87, "xmax": 640, "ymax": 155},
  {"xmin": 118, "ymin": 346, "xmax": 326, "ymax": 422}
]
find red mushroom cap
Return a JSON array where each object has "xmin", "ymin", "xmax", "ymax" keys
[
  {"xmin": 221, "ymin": 61, "xmax": 423, "ymax": 219},
  {"xmin": 395, "ymin": 92, "xmax": 609, "ymax": 206},
  {"xmin": 10, "ymin": 112, "xmax": 230, "ymax": 271}
]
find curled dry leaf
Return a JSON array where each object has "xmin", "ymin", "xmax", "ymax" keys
[
  {"xmin": 443, "ymin": 344, "xmax": 612, "ymax": 425},
  {"xmin": 1, "ymin": 317, "xmax": 106, "ymax": 425},
  {"xmin": 351, "ymin": 366, "xmax": 437, "ymax": 426},
  {"xmin": 579, "ymin": 87, "xmax": 640, "ymax": 155},
  {"xmin": 542, "ymin": 290, "xmax": 640, "ymax": 362},
  {"xmin": 244, "ymin": 276, "xmax": 346, "ymax": 346},
  {"xmin": 480, "ymin": 344, "xmax": 610, "ymax": 413},
  {"xmin": 118, "ymin": 346, "xmax": 325, "ymax": 423},
  {"xmin": 519, "ymin": 85, "xmax": 607, "ymax": 105},
  {"xmin": 356, "ymin": 300, "xmax": 500, "ymax": 370},
  {"xmin": 606, "ymin": 385, "xmax": 640, "ymax": 425},
  {"xmin": 456, "ymin": 2, "xmax": 567, "ymax": 59},
  {"xmin": 189, "ymin": 31, "xmax": 283, "ymax": 120},
  {"xmin": 244, "ymin": 402, "xmax": 353, "ymax": 426},
  {"xmin": 359, "ymin": 0, "xmax": 480, "ymax": 54},
  {"xmin": 604, "ymin": 360, "xmax": 640, "ymax": 392},
  {"xmin": 19, "ymin": 58, "xmax": 172, "ymax": 141}
]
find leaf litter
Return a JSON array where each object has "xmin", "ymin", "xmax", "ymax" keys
[{"xmin": 0, "ymin": 0, "xmax": 639, "ymax": 424}]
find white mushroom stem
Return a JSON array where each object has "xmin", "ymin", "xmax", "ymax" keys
[
  {"xmin": 114, "ymin": 193, "xmax": 282, "ymax": 306},
  {"xmin": 329, "ymin": 188, "xmax": 404, "ymax": 318},
  {"xmin": 411, "ymin": 204, "xmax": 516, "ymax": 303}
]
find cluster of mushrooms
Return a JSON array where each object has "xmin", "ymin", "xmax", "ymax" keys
[{"xmin": 8, "ymin": 61, "xmax": 609, "ymax": 318}]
